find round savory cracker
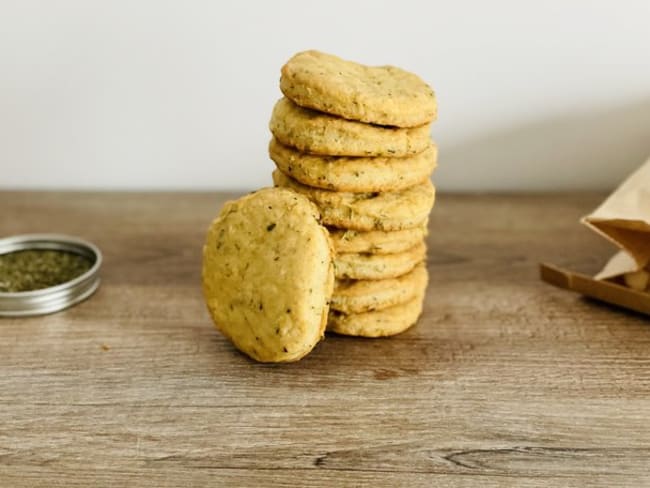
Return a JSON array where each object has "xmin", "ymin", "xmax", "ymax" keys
[
  {"xmin": 327, "ymin": 290, "xmax": 426, "ymax": 337},
  {"xmin": 269, "ymin": 97, "xmax": 431, "ymax": 157},
  {"xmin": 272, "ymin": 169, "xmax": 435, "ymax": 232},
  {"xmin": 269, "ymin": 137, "xmax": 437, "ymax": 192},
  {"xmin": 332, "ymin": 263, "xmax": 428, "ymax": 314},
  {"xmin": 202, "ymin": 187, "xmax": 334, "ymax": 363},
  {"xmin": 329, "ymin": 224, "xmax": 428, "ymax": 255},
  {"xmin": 280, "ymin": 50, "xmax": 437, "ymax": 128},
  {"xmin": 334, "ymin": 241, "xmax": 426, "ymax": 280}
]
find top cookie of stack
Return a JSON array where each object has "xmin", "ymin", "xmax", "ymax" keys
[
  {"xmin": 280, "ymin": 50, "xmax": 436, "ymax": 128},
  {"xmin": 270, "ymin": 50, "xmax": 437, "ymax": 337}
]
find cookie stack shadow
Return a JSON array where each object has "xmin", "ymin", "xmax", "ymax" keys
[{"xmin": 269, "ymin": 51, "xmax": 437, "ymax": 337}]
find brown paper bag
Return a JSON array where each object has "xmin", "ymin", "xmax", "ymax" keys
[
  {"xmin": 540, "ymin": 156, "xmax": 650, "ymax": 316},
  {"xmin": 582, "ymin": 157, "xmax": 650, "ymax": 280}
]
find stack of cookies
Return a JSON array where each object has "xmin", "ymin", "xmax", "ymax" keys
[{"xmin": 269, "ymin": 50, "xmax": 437, "ymax": 337}]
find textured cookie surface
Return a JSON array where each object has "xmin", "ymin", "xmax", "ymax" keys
[
  {"xmin": 270, "ymin": 138, "xmax": 437, "ymax": 192},
  {"xmin": 328, "ymin": 290, "xmax": 426, "ymax": 337},
  {"xmin": 273, "ymin": 169, "xmax": 435, "ymax": 232},
  {"xmin": 332, "ymin": 263, "xmax": 428, "ymax": 314},
  {"xmin": 269, "ymin": 98, "xmax": 431, "ymax": 157},
  {"xmin": 202, "ymin": 188, "xmax": 334, "ymax": 363},
  {"xmin": 280, "ymin": 50, "xmax": 437, "ymax": 128},
  {"xmin": 334, "ymin": 241, "xmax": 426, "ymax": 280},
  {"xmin": 329, "ymin": 225, "xmax": 427, "ymax": 254}
]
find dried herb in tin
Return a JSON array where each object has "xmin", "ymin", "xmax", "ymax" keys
[{"xmin": 0, "ymin": 250, "xmax": 92, "ymax": 293}]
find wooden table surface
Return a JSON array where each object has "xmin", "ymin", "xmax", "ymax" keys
[{"xmin": 1, "ymin": 191, "xmax": 649, "ymax": 487}]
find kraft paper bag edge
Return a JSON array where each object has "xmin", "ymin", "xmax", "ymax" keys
[{"xmin": 581, "ymin": 156, "xmax": 650, "ymax": 280}]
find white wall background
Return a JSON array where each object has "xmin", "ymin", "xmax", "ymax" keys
[{"xmin": 1, "ymin": 0, "xmax": 649, "ymax": 191}]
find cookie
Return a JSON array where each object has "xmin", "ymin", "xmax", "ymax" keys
[
  {"xmin": 269, "ymin": 138, "xmax": 437, "ymax": 192},
  {"xmin": 269, "ymin": 97, "xmax": 431, "ymax": 157},
  {"xmin": 202, "ymin": 187, "xmax": 334, "ymax": 363},
  {"xmin": 332, "ymin": 263, "xmax": 428, "ymax": 314},
  {"xmin": 329, "ymin": 224, "xmax": 427, "ymax": 255},
  {"xmin": 280, "ymin": 50, "xmax": 437, "ymax": 128},
  {"xmin": 272, "ymin": 169, "xmax": 435, "ymax": 232},
  {"xmin": 327, "ymin": 290, "xmax": 426, "ymax": 337},
  {"xmin": 623, "ymin": 269, "xmax": 650, "ymax": 291},
  {"xmin": 334, "ymin": 241, "xmax": 426, "ymax": 280}
]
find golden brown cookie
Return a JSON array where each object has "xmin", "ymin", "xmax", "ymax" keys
[
  {"xmin": 280, "ymin": 50, "xmax": 437, "ymax": 128},
  {"xmin": 329, "ymin": 224, "xmax": 428, "ymax": 254},
  {"xmin": 202, "ymin": 187, "xmax": 334, "ymax": 363},
  {"xmin": 623, "ymin": 269, "xmax": 650, "ymax": 291},
  {"xmin": 269, "ymin": 138, "xmax": 437, "ymax": 192},
  {"xmin": 332, "ymin": 263, "xmax": 428, "ymax": 314},
  {"xmin": 272, "ymin": 169, "xmax": 435, "ymax": 232},
  {"xmin": 334, "ymin": 241, "xmax": 426, "ymax": 280},
  {"xmin": 269, "ymin": 97, "xmax": 431, "ymax": 157},
  {"xmin": 327, "ymin": 290, "xmax": 426, "ymax": 337}
]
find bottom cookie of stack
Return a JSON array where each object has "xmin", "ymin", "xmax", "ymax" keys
[
  {"xmin": 328, "ymin": 263, "xmax": 429, "ymax": 337},
  {"xmin": 328, "ymin": 289, "xmax": 427, "ymax": 337}
]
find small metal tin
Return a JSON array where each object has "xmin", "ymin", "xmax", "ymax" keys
[{"xmin": 0, "ymin": 234, "xmax": 102, "ymax": 317}]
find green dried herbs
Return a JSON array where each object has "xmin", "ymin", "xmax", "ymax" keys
[{"xmin": 0, "ymin": 250, "xmax": 92, "ymax": 293}]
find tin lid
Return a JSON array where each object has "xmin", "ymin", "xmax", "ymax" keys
[{"xmin": 0, "ymin": 234, "xmax": 102, "ymax": 317}]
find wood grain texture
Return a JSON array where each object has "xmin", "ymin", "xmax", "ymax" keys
[{"xmin": 1, "ymin": 191, "xmax": 649, "ymax": 487}]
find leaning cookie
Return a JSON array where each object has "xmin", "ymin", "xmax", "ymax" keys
[
  {"xmin": 334, "ymin": 241, "xmax": 426, "ymax": 280},
  {"xmin": 280, "ymin": 50, "xmax": 437, "ymax": 128},
  {"xmin": 328, "ymin": 225, "xmax": 428, "ymax": 255},
  {"xmin": 332, "ymin": 263, "xmax": 428, "ymax": 314},
  {"xmin": 327, "ymin": 290, "xmax": 426, "ymax": 337},
  {"xmin": 269, "ymin": 97, "xmax": 431, "ymax": 157},
  {"xmin": 269, "ymin": 138, "xmax": 437, "ymax": 192},
  {"xmin": 202, "ymin": 188, "xmax": 334, "ymax": 363},
  {"xmin": 272, "ymin": 169, "xmax": 435, "ymax": 232}
]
